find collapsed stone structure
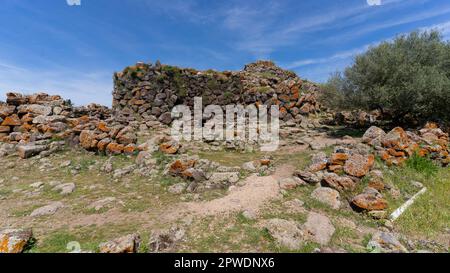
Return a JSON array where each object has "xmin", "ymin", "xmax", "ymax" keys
[
  {"xmin": 363, "ymin": 122, "xmax": 449, "ymax": 166},
  {"xmin": 0, "ymin": 92, "xmax": 139, "ymax": 158},
  {"xmin": 295, "ymin": 122, "xmax": 449, "ymax": 218},
  {"xmin": 112, "ymin": 60, "xmax": 323, "ymax": 125},
  {"xmin": 0, "ymin": 61, "xmax": 325, "ymax": 158}
]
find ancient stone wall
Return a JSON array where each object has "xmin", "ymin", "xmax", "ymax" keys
[
  {"xmin": 0, "ymin": 92, "xmax": 138, "ymax": 157},
  {"xmin": 112, "ymin": 61, "xmax": 323, "ymax": 125}
]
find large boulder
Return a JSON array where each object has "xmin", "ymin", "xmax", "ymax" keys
[
  {"xmin": 351, "ymin": 188, "xmax": 388, "ymax": 211},
  {"xmin": 311, "ymin": 187, "xmax": 341, "ymax": 209},
  {"xmin": 99, "ymin": 234, "xmax": 141, "ymax": 253},
  {"xmin": 362, "ymin": 126, "xmax": 386, "ymax": 146},
  {"xmin": 116, "ymin": 126, "xmax": 137, "ymax": 145},
  {"xmin": 293, "ymin": 170, "xmax": 323, "ymax": 185},
  {"xmin": 307, "ymin": 152, "xmax": 328, "ymax": 172},
  {"xmin": 1, "ymin": 114, "xmax": 21, "ymax": 126},
  {"xmin": 79, "ymin": 130, "xmax": 98, "ymax": 150},
  {"xmin": 0, "ymin": 229, "xmax": 33, "ymax": 253},
  {"xmin": 302, "ymin": 212, "xmax": 335, "ymax": 246},
  {"xmin": 262, "ymin": 219, "xmax": 303, "ymax": 250},
  {"xmin": 322, "ymin": 172, "xmax": 356, "ymax": 192},
  {"xmin": 382, "ymin": 127, "xmax": 410, "ymax": 150},
  {"xmin": 344, "ymin": 153, "xmax": 374, "ymax": 177},
  {"xmin": 17, "ymin": 104, "xmax": 52, "ymax": 116},
  {"xmin": 30, "ymin": 202, "xmax": 64, "ymax": 217},
  {"xmin": 0, "ymin": 105, "xmax": 16, "ymax": 118},
  {"xmin": 329, "ymin": 152, "xmax": 349, "ymax": 166},
  {"xmin": 17, "ymin": 144, "xmax": 48, "ymax": 159}
]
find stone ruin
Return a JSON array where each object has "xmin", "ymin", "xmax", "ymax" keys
[
  {"xmin": 0, "ymin": 61, "xmax": 324, "ymax": 158},
  {"xmin": 0, "ymin": 92, "xmax": 140, "ymax": 158},
  {"xmin": 112, "ymin": 60, "xmax": 323, "ymax": 125}
]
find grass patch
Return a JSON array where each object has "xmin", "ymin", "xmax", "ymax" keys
[
  {"xmin": 404, "ymin": 153, "xmax": 439, "ymax": 177},
  {"xmin": 198, "ymin": 150, "xmax": 263, "ymax": 167},
  {"xmin": 391, "ymin": 167, "xmax": 449, "ymax": 238}
]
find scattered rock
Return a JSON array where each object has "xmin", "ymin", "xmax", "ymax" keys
[
  {"xmin": 30, "ymin": 202, "xmax": 64, "ymax": 217},
  {"xmin": 168, "ymin": 183, "xmax": 187, "ymax": 194},
  {"xmin": 322, "ymin": 172, "xmax": 356, "ymax": 192},
  {"xmin": 368, "ymin": 170, "xmax": 385, "ymax": 191},
  {"xmin": 52, "ymin": 183, "xmax": 75, "ymax": 195},
  {"xmin": 302, "ymin": 212, "xmax": 335, "ymax": 246},
  {"xmin": 262, "ymin": 219, "xmax": 303, "ymax": 250},
  {"xmin": 113, "ymin": 165, "xmax": 134, "ymax": 178},
  {"xmin": 0, "ymin": 228, "xmax": 33, "ymax": 253},
  {"xmin": 29, "ymin": 182, "xmax": 44, "ymax": 189},
  {"xmin": 344, "ymin": 153, "xmax": 374, "ymax": 177},
  {"xmin": 208, "ymin": 172, "xmax": 240, "ymax": 185},
  {"xmin": 60, "ymin": 160, "xmax": 72, "ymax": 168},
  {"xmin": 148, "ymin": 227, "xmax": 185, "ymax": 253},
  {"xmin": 242, "ymin": 161, "xmax": 257, "ymax": 172},
  {"xmin": 99, "ymin": 234, "xmax": 141, "ymax": 253},
  {"xmin": 88, "ymin": 197, "xmax": 116, "ymax": 211},
  {"xmin": 17, "ymin": 144, "xmax": 47, "ymax": 159},
  {"xmin": 351, "ymin": 187, "xmax": 388, "ymax": 211},
  {"xmin": 368, "ymin": 210, "xmax": 387, "ymax": 219},
  {"xmin": 293, "ymin": 170, "xmax": 322, "ymax": 185},
  {"xmin": 362, "ymin": 126, "xmax": 386, "ymax": 146},
  {"xmin": 311, "ymin": 187, "xmax": 341, "ymax": 209},
  {"xmin": 367, "ymin": 232, "xmax": 408, "ymax": 253},
  {"xmin": 160, "ymin": 141, "xmax": 180, "ymax": 154},
  {"xmin": 242, "ymin": 209, "xmax": 257, "ymax": 220},
  {"xmin": 279, "ymin": 177, "xmax": 305, "ymax": 190}
]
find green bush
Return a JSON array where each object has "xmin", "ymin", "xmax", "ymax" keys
[
  {"xmin": 321, "ymin": 31, "xmax": 450, "ymax": 123},
  {"xmin": 405, "ymin": 153, "xmax": 439, "ymax": 177}
]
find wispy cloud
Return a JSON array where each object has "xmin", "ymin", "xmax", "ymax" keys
[
  {"xmin": 0, "ymin": 60, "xmax": 112, "ymax": 106},
  {"xmin": 284, "ymin": 44, "xmax": 372, "ymax": 69},
  {"xmin": 421, "ymin": 20, "xmax": 450, "ymax": 39},
  {"xmin": 221, "ymin": 0, "xmax": 420, "ymax": 57}
]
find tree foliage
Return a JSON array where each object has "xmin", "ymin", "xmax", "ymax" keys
[{"xmin": 321, "ymin": 31, "xmax": 450, "ymax": 123}]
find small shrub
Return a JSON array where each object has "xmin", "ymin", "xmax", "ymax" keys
[
  {"xmin": 405, "ymin": 153, "xmax": 438, "ymax": 177},
  {"xmin": 256, "ymin": 86, "xmax": 272, "ymax": 93},
  {"xmin": 223, "ymin": 91, "xmax": 232, "ymax": 100}
]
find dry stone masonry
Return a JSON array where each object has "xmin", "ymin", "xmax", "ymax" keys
[
  {"xmin": 112, "ymin": 60, "xmax": 323, "ymax": 125},
  {"xmin": 0, "ymin": 92, "xmax": 138, "ymax": 157}
]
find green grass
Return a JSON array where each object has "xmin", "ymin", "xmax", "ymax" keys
[
  {"xmin": 29, "ymin": 223, "xmax": 144, "ymax": 253},
  {"xmin": 391, "ymin": 167, "xmax": 449, "ymax": 238},
  {"xmin": 404, "ymin": 153, "xmax": 439, "ymax": 177},
  {"xmin": 257, "ymin": 72, "xmax": 277, "ymax": 79},
  {"xmin": 153, "ymin": 150, "xmax": 173, "ymax": 169},
  {"xmin": 198, "ymin": 150, "xmax": 263, "ymax": 167},
  {"xmin": 255, "ymin": 86, "xmax": 272, "ymax": 93}
]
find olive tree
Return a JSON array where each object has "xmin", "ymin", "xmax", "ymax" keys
[{"xmin": 321, "ymin": 31, "xmax": 450, "ymax": 123}]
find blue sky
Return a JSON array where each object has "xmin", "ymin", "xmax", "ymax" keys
[{"xmin": 0, "ymin": 0, "xmax": 449, "ymax": 105}]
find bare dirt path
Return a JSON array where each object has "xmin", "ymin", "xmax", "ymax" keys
[{"xmin": 171, "ymin": 164, "xmax": 296, "ymax": 218}]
